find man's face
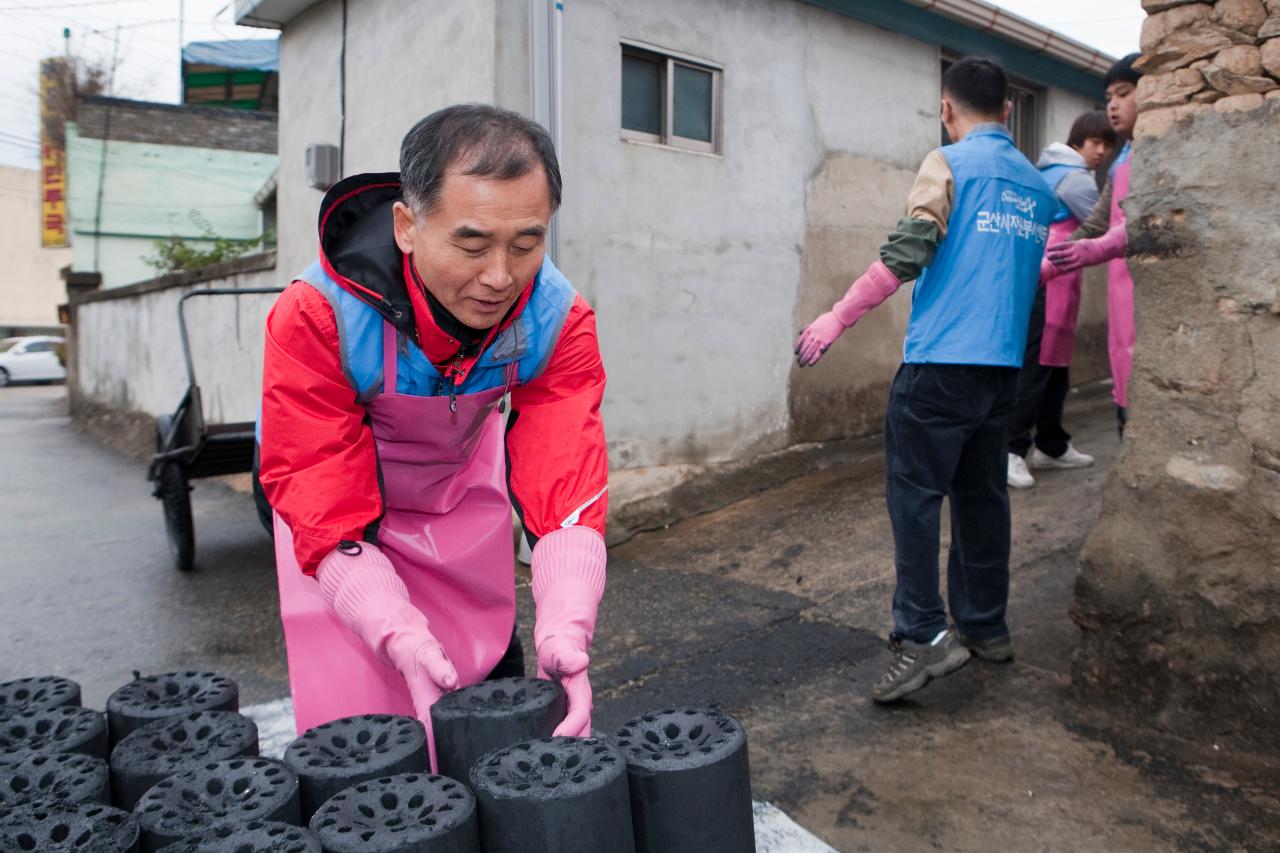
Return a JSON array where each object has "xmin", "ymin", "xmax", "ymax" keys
[
  {"xmin": 1076, "ymin": 136, "xmax": 1114, "ymax": 170},
  {"xmin": 393, "ymin": 165, "xmax": 552, "ymax": 330},
  {"xmin": 1105, "ymin": 80, "xmax": 1137, "ymax": 139}
]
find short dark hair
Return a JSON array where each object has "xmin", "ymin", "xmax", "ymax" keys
[
  {"xmin": 942, "ymin": 56, "xmax": 1008, "ymax": 117},
  {"xmin": 1066, "ymin": 110, "xmax": 1117, "ymax": 148},
  {"xmin": 399, "ymin": 103, "xmax": 562, "ymax": 214},
  {"xmin": 1103, "ymin": 53, "xmax": 1143, "ymax": 89}
]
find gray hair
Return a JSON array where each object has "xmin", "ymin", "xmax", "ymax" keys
[{"xmin": 399, "ymin": 103, "xmax": 562, "ymax": 215}]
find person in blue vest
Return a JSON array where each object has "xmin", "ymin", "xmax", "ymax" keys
[
  {"xmin": 1006, "ymin": 111, "xmax": 1116, "ymax": 490},
  {"xmin": 795, "ymin": 56, "xmax": 1055, "ymax": 703}
]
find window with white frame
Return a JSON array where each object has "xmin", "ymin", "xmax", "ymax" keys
[{"xmin": 620, "ymin": 42, "xmax": 721, "ymax": 154}]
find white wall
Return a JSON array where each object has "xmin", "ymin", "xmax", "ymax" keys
[
  {"xmin": 274, "ymin": 0, "xmax": 499, "ymax": 279},
  {"xmin": 75, "ymin": 260, "xmax": 280, "ymax": 425},
  {"xmin": 0, "ymin": 165, "xmax": 71, "ymax": 329}
]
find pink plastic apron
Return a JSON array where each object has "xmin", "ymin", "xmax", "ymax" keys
[
  {"xmin": 1040, "ymin": 217, "xmax": 1084, "ymax": 368},
  {"xmin": 1107, "ymin": 157, "xmax": 1135, "ymax": 408},
  {"xmin": 274, "ymin": 319, "xmax": 517, "ymax": 736}
]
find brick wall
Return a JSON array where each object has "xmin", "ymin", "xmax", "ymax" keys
[{"xmin": 76, "ymin": 97, "xmax": 277, "ymax": 154}]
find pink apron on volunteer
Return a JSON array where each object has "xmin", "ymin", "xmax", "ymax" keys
[
  {"xmin": 1040, "ymin": 216, "xmax": 1085, "ymax": 368},
  {"xmin": 274, "ymin": 318, "xmax": 516, "ymax": 735},
  {"xmin": 1107, "ymin": 155, "xmax": 1135, "ymax": 408}
]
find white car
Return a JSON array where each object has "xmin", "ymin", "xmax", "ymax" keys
[{"xmin": 0, "ymin": 336, "xmax": 67, "ymax": 386}]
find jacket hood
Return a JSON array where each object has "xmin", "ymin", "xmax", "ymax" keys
[
  {"xmin": 1036, "ymin": 142, "xmax": 1085, "ymax": 170},
  {"xmin": 316, "ymin": 172, "xmax": 415, "ymax": 337}
]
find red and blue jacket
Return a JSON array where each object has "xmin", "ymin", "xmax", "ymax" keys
[{"xmin": 258, "ymin": 172, "xmax": 608, "ymax": 573}]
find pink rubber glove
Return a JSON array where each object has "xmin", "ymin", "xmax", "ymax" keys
[
  {"xmin": 316, "ymin": 541, "xmax": 458, "ymax": 770},
  {"xmin": 795, "ymin": 260, "xmax": 902, "ymax": 367},
  {"xmin": 1047, "ymin": 223, "xmax": 1126, "ymax": 274},
  {"xmin": 531, "ymin": 526, "xmax": 607, "ymax": 738}
]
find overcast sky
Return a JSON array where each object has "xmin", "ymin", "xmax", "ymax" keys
[{"xmin": 0, "ymin": 0, "xmax": 1145, "ymax": 170}]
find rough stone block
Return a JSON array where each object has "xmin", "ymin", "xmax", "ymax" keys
[
  {"xmin": 1138, "ymin": 69, "xmax": 1207, "ymax": 109},
  {"xmin": 1214, "ymin": 92, "xmax": 1268, "ymax": 110},
  {"xmin": 1135, "ymin": 104, "xmax": 1204, "ymax": 138},
  {"xmin": 610, "ymin": 709, "xmax": 755, "ymax": 853},
  {"xmin": 1213, "ymin": 0, "xmax": 1269, "ymax": 34},
  {"xmin": 1135, "ymin": 26, "xmax": 1239, "ymax": 74},
  {"xmin": 133, "ymin": 757, "xmax": 300, "ymax": 852},
  {"xmin": 1258, "ymin": 15, "xmax": 1280, "ymax": 37},
  {"xmin": 1203, "ymin": 64, "xmax": 1278, "ymax": 94},
  {"xmin": 1192, "ymin": 88, "xmax": 1227, "ymax": 102},
  {"xmin": 0, "ymin": 706, "xmax": 109, "ymax": 761},
  {"xmin": 109, "ymin": 711, "xmax": 259, "ymax": 811},
  {"xmin": 470, "ymin": 737, "xmax": 634, "ymax": 853},
  {"xmin": 0, "ymin": 677, "xmax": 81, "ymax": 714},
  {"xmin": 309, "ymin": 772, "xmax": 480, "ymax": 853},
  {"xmin": 0, "ymin": 752, "xmax": 110, "ymax": 811},
  {"xmin": 1141, "ymin": 3, "xmax": 1214, "ymax": 54},
  {"xmin": 430, "ymin": 678, "xmax": 566, "ymax": 787},
  {"xmin": 1214, "ymin": 44, "xmax": 1265, "ymax": 75},
  {"xmin": 1262, "ymin": 37, "xmax": 1280, "ymax": 77},
  {"xmin": 283, "ymin": 714, "xmax": 428, "ymax": 822},
  {"xmin": 106, "ymin": 672, "xmax": 239, "ymax": 746}
]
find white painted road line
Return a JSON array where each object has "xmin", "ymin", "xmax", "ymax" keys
[{"xmin": 243, "ymin": 699, "xmax": 838, "ymax": 852}]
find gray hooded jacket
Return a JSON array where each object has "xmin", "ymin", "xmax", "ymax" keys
[{"xmin": 1036, "ymin": 142, "xmax": 1099, "ymax": 224}]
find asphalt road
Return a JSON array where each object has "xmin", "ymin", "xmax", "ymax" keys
[{"xmin": 0, "ymin": 384, "xmax": 288, "ymax": 707}]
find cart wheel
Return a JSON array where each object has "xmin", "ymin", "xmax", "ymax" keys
[{"xmin": 158, "ymin": 463, "xmax": 195, "ymax": 572}]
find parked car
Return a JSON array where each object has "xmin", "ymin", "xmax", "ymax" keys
[{"xmin": 0, "ymin": 336, "xmax": 67, "ymax": 386}]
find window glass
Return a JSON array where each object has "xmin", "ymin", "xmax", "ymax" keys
[
  {"xmin": 0, "ymin": 339, "xmax": 18, "ymax": 353},
  {"xmin": 26, "ymin": 341, "xmax": 52, "ymax": 352},
  {"xmin": 673, "ymin": 64, "xmax": 713, "ymax": 142},
  {"xmin": 622, "ymin": 53, "xmax": 663, "ymax": 135}
]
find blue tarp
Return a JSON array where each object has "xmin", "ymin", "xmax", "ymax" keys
[{"xmin": 182, "ymin": 39, "xmax": 279, "ymax": 72}]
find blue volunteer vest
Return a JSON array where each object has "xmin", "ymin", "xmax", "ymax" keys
[
  {"xmin": 283, "ymin": 256, "xmax": 576, "ymax": 405},
  {"xmin": 904, "ymin": 125, "xmax": 1056, "ymax": 367},
  {"xmin": 1039, "ymin": 161, "xmax": 1087, "ymax": 223}
]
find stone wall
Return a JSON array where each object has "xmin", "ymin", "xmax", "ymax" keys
[
  {"xmin": 1132, "ymin": 0, "xmax": 1280, "ymax": 136},
  {"xmin": 1072, "ymin": 0, "xmax": 1280, "ymax": 745}
]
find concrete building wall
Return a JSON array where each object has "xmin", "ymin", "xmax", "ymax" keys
[
  {"xmin": 73, "ymin": 253, "xmax": 280, "ymax": 426},
  {"xmin": 560, "ymin": 0, "xmax": 1108, "ymax": 463},
  {"xmin": 0, "ymin": 165, "xmax": 72, "ymax": 330},
  {"xmin": 274, "ymin": 0, "xmax": 499, "ymax": 279},
  {"xmin": 266, "ymin": 0, "xmax": 1111, "ymax": 471}
]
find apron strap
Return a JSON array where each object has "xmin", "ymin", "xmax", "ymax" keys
[{"xmin": 381, "ymin": 320, "xmax": 399, "ymax": 393}]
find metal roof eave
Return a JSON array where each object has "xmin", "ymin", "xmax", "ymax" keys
[
  {"xmin": 799, "ymin": 0, "xmax": 1113, "ymax": 100},
  {"xmin": 233, "ymin": 0, "xmax": 320, "ymax": 29}
]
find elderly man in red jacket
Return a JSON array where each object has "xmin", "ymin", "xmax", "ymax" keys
[{"xmin": 256, "ymin": 104, "xmax": 608, "ymax": 766}]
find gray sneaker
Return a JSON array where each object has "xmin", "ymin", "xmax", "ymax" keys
[
  {"xmin": 958, "ymin": 632, "xmax": 1015, "ymax": 663},
  {"xmin": 871, "ymin": 629, "xmax": 971, "ymax": 704}
]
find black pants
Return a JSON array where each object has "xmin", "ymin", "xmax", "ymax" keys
[
  {"xmin": 486, "ymin": 629, "xmax": 526, "ymax": 680},
  {"xmin": 1008, "ymin": 286, "xmax": 1071, "ymax": 458},
  {"xmin": 884, "ymin": 363, "xmax": 1018, "ymax": 643}
]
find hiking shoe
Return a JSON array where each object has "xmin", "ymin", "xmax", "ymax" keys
[
  {"xmin": 871, "ymin": 629, "xmax": 971, "ymax": 704},
  {"xmin": 1007, "ymin": 453, "xmax": 1035, "ymax": 489},
  {"xmin": 958, "ymin": 632, "xmax": 1015, "ymax": 663},
  {"xmin": 1029, "ymin": 443, "xmax": 1094, "ymax": 470}
]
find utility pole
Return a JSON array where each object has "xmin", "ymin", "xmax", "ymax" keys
[
  {"xmin": 178, "ymin": 0, "xmax": 185, "ymax": 102},
  {"xmin": 91, "ymin": 26, "xmax": 120, "ymax": 274}
]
